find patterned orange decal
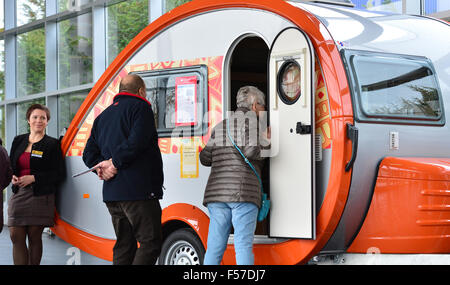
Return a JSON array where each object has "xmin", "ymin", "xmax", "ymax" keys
[
  {"xmin": 315, "ymin": 61, "xmax": 332, "ymax": 149},
  {"xmin": 67, "ymin": 56, "xmax": 223, "ymax": 157}
]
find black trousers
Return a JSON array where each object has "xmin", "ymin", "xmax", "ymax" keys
[{"xmin": 105, "ymin": 199, "xmax": 162, "ymax": 265}]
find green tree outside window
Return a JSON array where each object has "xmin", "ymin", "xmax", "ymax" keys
[
  {"xmin": 165, "ymin": 0, "xmax": 191, "ymax": 12},
  {"xmin": 17, "ymin": 28, "xmax": 46, "ymax": 97},
  {"xmin": 107, "ymin": 0, "xmax": 149, "ymax": 65}
]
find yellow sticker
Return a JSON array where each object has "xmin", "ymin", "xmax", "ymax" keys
[
  {"xmin": 31, "ymin": 150, "xmax": 43, "ymax": 158},
  {"xmin": 180, "ymin": 140, "xmax": 199, "ymax": 179}
]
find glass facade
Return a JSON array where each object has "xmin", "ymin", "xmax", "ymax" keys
[
  {"xmin": 0, "ymin": 0, "xmax": 193, "ymax": 153},
  {"xmin": 425, "ymin": 0, "xmax": 450, "ymax": 14},
  {"xmin": 0, "ymin": 1, "xmax": 3, "ymax": 32},
  {"xmin": 58, "ymin": 0, "xmax": 91, "ymax": 12},
  {"xmin": 352, "ymin": 0, "xmax": 403, "ymax": 13},
  {"xmin": 0, "ymin": 39, "xmax": 4, "ymax": 101},
  {"xmin": 0, "ymin": 105, "xmax": 4, "ymax": 142},
  {"xmin": 57, "ymin": 91, "xmax": 87, "ymax": 135},
  {"xmin": 107, "ymin": 0, "xmax": 149, "ymax": 65},
  {"xmin": 352, "ymin": 0, "xmax": 450, "ymax": 18},
  {"xmin": 165, "ymin": 0, "xmax": 190, "ymax": 12},
  {"xmin": 17, "ymin": 28, "xmax": 46, "ymax": 97},
  {"xmin": 16, "ymin": 0, "xmax": 46, "ymax": 26},
  {"xmin": 58, "ymin": 13, "xmax": 93, "ymax": 89}
]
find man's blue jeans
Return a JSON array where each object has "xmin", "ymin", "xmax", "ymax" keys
[{"xmin": 203, "ymin": 202, "xmax": 258, "ymax": 265}]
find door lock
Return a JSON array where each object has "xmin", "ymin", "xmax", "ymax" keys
[{"xmin": 296, "ymin": 122, "xmax": 311, "ymax": 135}]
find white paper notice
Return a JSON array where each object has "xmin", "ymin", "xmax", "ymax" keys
[{"xmin": 175, "ymin": 76, "xmax": 197, "ymax": 126}]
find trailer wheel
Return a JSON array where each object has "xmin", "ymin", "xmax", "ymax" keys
[{"xmin": 159, "ymin": 228, "xmax": 205, "ymax": 265}]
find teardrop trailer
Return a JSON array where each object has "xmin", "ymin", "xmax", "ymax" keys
[{"xmin": 51, "ymin": 0, "xmax": 450, "ymax": 264}]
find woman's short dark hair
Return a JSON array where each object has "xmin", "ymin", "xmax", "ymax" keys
[{"xmin": 26, "ymin": 104, "xmax": 51, "ymax": 121}]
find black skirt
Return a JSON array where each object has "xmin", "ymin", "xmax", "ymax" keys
[{"xmin": 7, "ymin": 185, "xmax": 55, "ymax": 227}]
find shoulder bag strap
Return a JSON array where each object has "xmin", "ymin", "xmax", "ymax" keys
[{"xmin": 226, "ymin": 119, "xmax": 264, "ymax": 194}]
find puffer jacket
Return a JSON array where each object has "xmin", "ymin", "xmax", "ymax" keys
[{"xmin": 200, "ymin": 107, "xmax": 269, "ymax": 208}]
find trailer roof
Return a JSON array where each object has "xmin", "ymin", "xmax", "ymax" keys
[{"xmin": 288, "ymin": 1, "xmax": 450, "ymax": 59}]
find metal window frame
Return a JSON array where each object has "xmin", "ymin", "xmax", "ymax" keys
[
  {"xmin": 0, "ymin": 0, "xmax": 170, "ymax": 226},
  {"xmin": 0, "ymin": 0, "xmax": 161, "ymax": 143},
  {"xmin": 133, "ymin": 64, "xmax": 209, "ymax": 138},
  {"xmin": 341, "ymin": 49, "xmax": 446, "ymax": 126}
]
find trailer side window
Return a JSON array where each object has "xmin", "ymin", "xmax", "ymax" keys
[
  {"xmin": 136, "ymin": 65, "xmax": 208, "ymax": 137},
  {"xmin": 344, "ymin": 50, "xmax": 445, "ymax": 125}
]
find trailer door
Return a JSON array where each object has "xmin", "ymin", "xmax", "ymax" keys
[{"xmin": 268, "ymin": 27, "xmax": 315, "ymax": 239}]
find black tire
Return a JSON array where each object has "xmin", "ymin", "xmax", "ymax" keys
[{"xmin": 158, "ymin": 228, "xmax": 205, "ymax": 265}]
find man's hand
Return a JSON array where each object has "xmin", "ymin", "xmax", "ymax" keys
[{"xmin": 95, "ymin": 159, "xmax": 118, "ymax": 181}]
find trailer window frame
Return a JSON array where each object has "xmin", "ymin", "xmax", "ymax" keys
[
  {"xmin": 341, "ymin": 49, "xmax": 445, "ymax": 126},
  {"xmin": 133, "ymin": 65, "xmax": 209, "ymax": 137}
]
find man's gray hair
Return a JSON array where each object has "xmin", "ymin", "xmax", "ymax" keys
[{"xmin": 236, "ymin": 86, "xmax": 265, "ymax": 109}]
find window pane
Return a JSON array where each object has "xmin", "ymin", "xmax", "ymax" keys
[
  {"xmin": 17, "ymin": 28, "xmax": 46, "ymax": 97},
  {"xmin": 141, "ymin": 66, "xmax": 207, "ymax": 135},
  {"xmin": 58, "ymin": 92, "xmax": 87, "ymax": 136},
  {"xmin": 107, "ymin": 0, "xmax": 148, "ymax": 65},
  {"xmin": 58, "ymin": 13, "xmax": 93, "ymax": 89},
  {"xmin": 0, "ymin": 0, "xmax": 4, "ymax": 32},
  {"xmin": 0, "ymin": 106, "xmax": 4, "ymax": 143},
  {"xmin": 17, "ymin": 0, "xmax": 46, "ymax": 26},
  {"xmin": 352, "ymin": 55, "xmax": 442, "ymax": 119},
  {"xmin": 58, "ymin": 0, "xmax": 91, "ymax": 13},
  {"xmin": 351, "ymin": 0, "xmax": 403, "ymax": 13},
  {"xmin": 165, "ymin": 0, "xmax": 190, "ymax": 12},
  {"xmin": 425, "ymin": 0, "xmax": 450, "ymax": 14},
  {"xmin": 144, "ymin": 78, "xmax": 161, "ymax": 128},
  {"xmin": 404, "ymin": 0, "xmax": 422, "ymax": 15},
  {"xmin": 0, "ymin": 39, "xmax": 4, "ymax": 101},
  {"xmin": 17, "ymin": 99, "xmax": 45, "ymax": 134}
]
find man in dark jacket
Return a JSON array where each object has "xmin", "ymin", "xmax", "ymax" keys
[
  {"xmin": 0, "ymin": 138, "xmax": 13, "ymax": 233},
  {"xmin": 83, "ymin": 74, "xmax": 164, "ymax": 265}
]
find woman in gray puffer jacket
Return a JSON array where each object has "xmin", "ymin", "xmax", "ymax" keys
[{"xmin": 200, "ymin": 86, "xmax": 270, "ymax": 265}]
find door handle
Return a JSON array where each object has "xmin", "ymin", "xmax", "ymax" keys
[
  {"xmin": 345, "ymin": 123, "xmax": 358, "ymax": 172},
  {"xmin": 296, "ymin": 122, "xmax": 312, "ymax": 135}
]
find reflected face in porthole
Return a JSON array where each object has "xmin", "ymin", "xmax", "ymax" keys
[{"xmin": 278, "ymin": 60, "xmax": 302, "ymax": 104}]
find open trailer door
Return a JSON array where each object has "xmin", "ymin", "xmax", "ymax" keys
[{"xmin": 269, "ymin": 27, "xmax": 316, "ymax": 239}]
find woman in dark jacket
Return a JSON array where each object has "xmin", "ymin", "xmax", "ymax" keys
[{"xmin": 8, "ymin": 104, "xmax": 65, "ymax": 265}]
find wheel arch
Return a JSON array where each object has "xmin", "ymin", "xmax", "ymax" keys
[
  {"xmin": 162, "ymin": 220, "xmax": 193, "ymax": 243},
  {"xmin": 161, "ymin": 203, "xmax": 210, "ymax": 249}
]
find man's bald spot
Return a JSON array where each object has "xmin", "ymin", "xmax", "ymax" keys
[{"xmin": 119, "ymin": 74, "xmax": 145, "ymax": 95}]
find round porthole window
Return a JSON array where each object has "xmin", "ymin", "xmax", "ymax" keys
[{"xmin": 277, "ymin": 60, "xmax": 301, "ymax": 104}]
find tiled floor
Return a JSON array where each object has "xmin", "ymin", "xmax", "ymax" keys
[
  {"xmin": 2, "ymin": 226, "xmax": 448, "ymax": 265},
  {"xmin": 0, "ymin": 226, "xmax": 111, "ymax": 265}
]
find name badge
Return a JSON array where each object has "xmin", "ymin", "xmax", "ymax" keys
[{"xmin": 31, "ymin": 150, "xmax": 43, "ymax": 158}]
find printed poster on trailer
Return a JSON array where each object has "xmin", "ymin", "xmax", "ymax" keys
[{"xmin": 175, "ymin": 76, "xmax": 198, "ymax": 126}]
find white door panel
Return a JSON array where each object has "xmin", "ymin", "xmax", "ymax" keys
[{"xmin": 269, "ymin": 28, "xmax": 315, "ymax": 239}]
